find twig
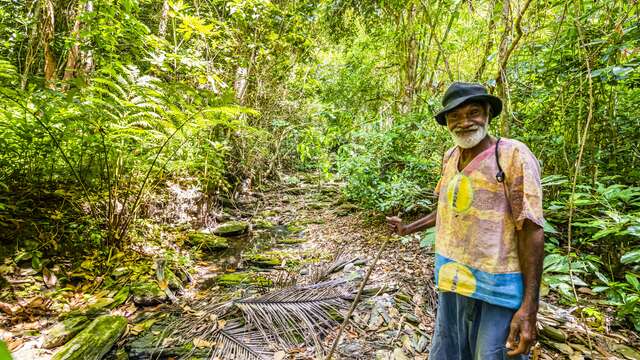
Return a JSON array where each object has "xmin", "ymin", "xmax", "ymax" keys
[{"xmin": 326, "ymin": 237, "xmax": 389, "ymax": 359}]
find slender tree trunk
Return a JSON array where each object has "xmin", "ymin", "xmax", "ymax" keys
[
  {"xmin": 42, "ymin": 0, "xmax": 57, "ymax": 89},
  {"xmin": 495, "ymin": 0, "xmax": 534, "ymax": 136},
  {"xmin": 82, "ymin": 1, "xmax": 94, "ymax": 73},
  {"xmin": 159, "ymin": 0, "xmax": 169, "ymax": 37},
  {"xmin": 21, "ymin": 1, "xmax": 42, "ymax": 89},
  {"xmin": 63, "ymin": 1, "xmax": 83, "ymax": 83},
  {"xmin": 475, "ymin": 0, "xmax": 498, "ymax": 80},
  {"xmin": 399, "ymin": 4, "xmax": 418, "ymax": 114}
]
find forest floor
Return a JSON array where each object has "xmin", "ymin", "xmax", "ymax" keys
[{"xmin": 1, "ymin": 174, "xmax": 640, "ymax": 359}]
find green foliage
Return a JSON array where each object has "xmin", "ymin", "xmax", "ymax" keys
[
  {"xmin": 543, "ymin": 176, "xmax": 640, "ymax": 329},
  {"xmin": 336, "ymin": 115, "xmax": 447, "ymax": 214}
]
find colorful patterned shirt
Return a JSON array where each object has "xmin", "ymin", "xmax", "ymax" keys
[{"xmin": 433, "ymin": 138, "xmax": 544, "ymax": 309}]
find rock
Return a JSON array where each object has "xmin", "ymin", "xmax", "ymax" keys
[
  {"xmin": 164, "ymin": 269, "xmax": 182, "ymax": 291},
  {"xmin": 186, "ymin": 232, "xmax": 229, "ymax": 250},
  {"xmin": 335, "ymin": 203, "xmax": 359, "ymax": 216},
  {"xmin": 215, "ymin": 272, "xmax": 272, "ymax": 287},
  {"xmin": 243, "ymin": 253, "xmax": 282, "ymax": 268},
  {"xmin": 612, "ymin": 344, "xmax": 640, "ymax": 360},
  {"xmin": 286, "ymin": 224, "xmax": 305, "ymax": 233},
  {"xmin": 212, "ymin": 221, "xmax": 249, "ymax": 237},
  {"xmin": 52, "ymin": 315, "xmax": 127, "ymax": 360},
  {"xmin": 42, "ymin": 316, "xmax": 90, "ymax": 349},
  {"xmin": 277, "ymin": 237, "xmax": 307, "ymax": 245},
  {"xmin": 253, "ymin": 218, "xmax": 275, "ymax": 229},
  {"xmin": 541, "ymin": 325, "xmax": 567, "ymax": 342},
  {"xmin": 131, "ymin": 282, "xmax": 167, "ymax": 306}
]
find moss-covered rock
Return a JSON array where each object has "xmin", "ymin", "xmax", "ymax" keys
[
  {"xmin": 212, "ymin": 221, "xmax": 249, "ymax": 237},
  {"xmin": 243, "ymin": 253, "xmax": 282, "ymax": 268},
  {"xmin": 164, "ymin": 269, "xmax": 182, "ymax": 291},
  {"xmin": 277, "ymin": 237, "xmax": 307, "ymax": 245},
  {"xmin": 215, "ymin": 272, "xmax": 272, "ymax": 287},
  {"xmin": 131, "ymin": 281, "xmax": 167, "ymax": 306},
  {"xmin": 52, "ymin": 315, "xmax": 127, "ymax": 360},
  {"xmin": 186, "ymin": 232, "xmax": 229, "ymax": 250},
  {"xmin": 43, "ymin": 316, "xmax": 90, "ymax": 349},
  {"xmin": 252, "ymin": 218, "xmax": 275, "ymax": 229}
]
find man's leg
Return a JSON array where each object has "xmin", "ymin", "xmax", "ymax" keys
[
  {"xmin": 471, "ymin": 300, "xmax": 529, "ymax": 360},
  {"xmin": 429, "ymin": 292, "xmax": 477, "ymax": 360}
]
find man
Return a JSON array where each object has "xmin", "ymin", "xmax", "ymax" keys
[{"xmin": 387, "ymin": 82, "xmax": 544, "ymax": 359}]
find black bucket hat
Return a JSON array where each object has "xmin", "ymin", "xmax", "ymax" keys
[{"xmin": 434, "ymin": 82, "xmax": 502, "ymax": 125}]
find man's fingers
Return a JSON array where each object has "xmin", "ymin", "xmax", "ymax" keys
[
  {"xmin": 505, "ymin": 320, "xmax": 519, "ymax": 350},
  {"xmin": 507, "ymin": 334, "xmax": 531, "ymax": 356}
]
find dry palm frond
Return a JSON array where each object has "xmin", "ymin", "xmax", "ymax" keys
[
  {"xmin": 234, "ymin": 283, "xmax": 351, "ymax": 351},
  {"xmin": 209, "ymin": 321, "xmax": 273, "ymax": 360},
  {"xmin": 303, "ymin": 247, "xmax": 361, "ymax": 286}
]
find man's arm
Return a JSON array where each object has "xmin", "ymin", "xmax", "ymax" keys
[
  {"xmin": 386, "ymin": 211, "xmax": 437, "ymax": 236},
  {"xmin": 506, "ymin": 218, "xmax": 544, "ymax": 356}
]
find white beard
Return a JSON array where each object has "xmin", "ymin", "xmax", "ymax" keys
[{"xmin": 450, "ymin": 123, "xmax": 488, "ymax": 149}]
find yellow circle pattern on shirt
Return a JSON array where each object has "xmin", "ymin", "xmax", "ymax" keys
[
  {"xmin": 437, "ymin": 262, "xmax": 477, "ymax": 296},
  {"xmin": 446, "ymin": 173, "xmax": 473, "ymax": 213}
]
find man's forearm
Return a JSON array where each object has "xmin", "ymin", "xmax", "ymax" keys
[
  {"xmin": 517, "ymin": 219, "xmax": 545, "ymax": 311},
  {"xmin": 403, "ymin": 211, "xmax": 437, "ymax": 235}
]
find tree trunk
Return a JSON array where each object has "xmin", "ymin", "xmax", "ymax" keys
[
  {"xmin": 63, "ymin": 2, "xmax": 83, "ymax": 83},
  {"xmin": 399, "ymin": 4, "xmax": 418, "ymax": 114},
  {"xmin": 159, "ymin": 0, "xmax": 169, "ymax": 37},
  {"xmin": 42, "ymin": 0, "xmax": 57, "ymax": 89}
]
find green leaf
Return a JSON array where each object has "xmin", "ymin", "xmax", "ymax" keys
[
  {"xmin": 621, "ymin": 248, "xmax": 640, "ymax": 265},
  {"xmin": 419, "ymin": 228, "xmax": 435, "ymax": 248}
]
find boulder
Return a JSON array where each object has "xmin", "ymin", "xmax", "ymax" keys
[
  {"xmin": 131, "ymin": 282, "xmax": 167, "ymax": 306},
  {"xmin": 212, "ymin": 221, "xmax": 249, "ymax": 237},
  {"xmin": 215, "ymin": 272, "xmax": 272, "ymax": 287},
  {"xmin": 52, "ymin": 315, "xmax": 127, "ymax": 360},
  {"xmin": 243, "ymin": 253, "xmax": 282, "ymax": 268},
  {"xmin": 42, "ymin": 316, "xmax": 90, "ymax": 349},
  {"xmin": 186, "ymin": 232, "xmax": 229, "ymax": 250}
]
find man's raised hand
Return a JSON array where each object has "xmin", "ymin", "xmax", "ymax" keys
[{"xmin": 386, "ymin": 216, "xmax": 406, "ymax": 236}]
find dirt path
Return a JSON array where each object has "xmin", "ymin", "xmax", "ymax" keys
[{"xmin": 2, "ymin": 175, "xmax": 640, "ymax": 359}]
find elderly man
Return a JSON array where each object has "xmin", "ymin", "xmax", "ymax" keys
[{"xmin": 387, "ymin": 82, "xmax": 544, "ymax": 359}]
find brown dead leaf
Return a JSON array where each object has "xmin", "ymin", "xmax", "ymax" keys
[
  {"xmin": 193, "ymin": 338, "xmax": 215, "ymax": 348},
  {"xmin": 0, "ymin": 302, "xmax": 13, "ymax": 315},
  {"xmin": 217, "ymin": 319, "xmax": 226, "ymax": 330},
  {"xmin": 7, "ymin": 338, "xmax": 24, "ymax": 351},
  {"xmin": 42, "ymin": 267, "xmax": 57, "ymax": 288}
]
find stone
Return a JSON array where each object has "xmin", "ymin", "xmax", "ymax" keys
[
  {"xmin": 253, "ymin": 218, "xmax": 275, "ymax": 229},
  {"xmin": 131, "ymin": 281, "xmax": 167, "ymax": 306},
  {"xmin": 215, "ymin": 272, "xmax": 272, "ymax": 287},
  {"xmin": 376, "ymin": 350, "xmax": 392, "ymax": 360},
  {"xmin": 243, "ymin": 253, "xmax": 282, "ymax": 268},
  {"xmin": 52, "ymin": 315, "xmax": 127, "ymax": 360},
  {"xmin": 277, "ymin": 237, "xmax": 307, "ymax": 245},
  {"xmin": 42, "ymin": 316, "xmax": 90, "ymax": 349},
  {"xmin": 186, "ymin": 232, "xmax": 229, "ymax": 250},
  {"xmin": 212, "ymin": 221, "xmax": 249, "ymax": 237}
]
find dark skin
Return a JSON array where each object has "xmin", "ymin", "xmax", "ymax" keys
[{"xmin": 387, "ymin": 102, "xmax": 544, "ymax": 356}]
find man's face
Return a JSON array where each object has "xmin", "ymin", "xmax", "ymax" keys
[{"xmin": 445, "ymin": 102, "xmax": 489, "ymax": 149}]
